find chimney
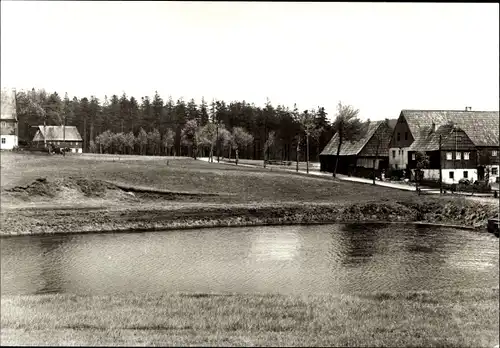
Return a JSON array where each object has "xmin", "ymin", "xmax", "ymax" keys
[{"xmin": 465, "ymin": 106, "xmax": 472, "ymax": 111}]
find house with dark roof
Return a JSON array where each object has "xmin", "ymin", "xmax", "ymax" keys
[
  {"xmin": 407, "ymin": 123, "xmax": 478, "ymax": 184},
  {"xmin": 319, "ymin": 119, "xmax": 396, "ymax": 176},
  {"xmin": 1, "ymin": 89, "xmax": 18, "ymax": 150},
  {"xmin": 389, "ymin": 108, "xmax": 499, "ymax": 184},
  {"xmin": 32, "ymin": 125, "xmax": 83, "ymax": 153}
]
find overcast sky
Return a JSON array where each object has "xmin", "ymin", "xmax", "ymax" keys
[{"xmin": 1, "ymin": 2, "xmax": 498, "ymax": 121}]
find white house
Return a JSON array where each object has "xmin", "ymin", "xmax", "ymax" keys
[{"xmin": 0, "ymin": 88, "xmax": 18, "ymax": 150}]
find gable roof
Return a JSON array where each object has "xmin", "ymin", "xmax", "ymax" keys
[
  {"xmin": 1, "ymin": 89, "xmax": 17, "ymax": 121},
  {"xmin": 33, "ymin": 126, "xmax": 83, "ymax": 142},
  {"xmin": 408, "ymin": 123, "xmax": 476, "ymax": 152},
  {"xmin": 320, "ymin": 119, "xmax": 395, "ymax": 156},
  {"xmin": 401, "ymin": 110, "xmax": 499, "ymax": 147}
]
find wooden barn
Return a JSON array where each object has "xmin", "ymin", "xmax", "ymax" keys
[{"xmin": 319, "ymin": 119, "xmax": 396, "ymax": 177}]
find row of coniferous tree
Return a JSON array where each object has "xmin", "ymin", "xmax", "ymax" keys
[{"xmin": 14, "ymin": 88, "xmax": 362, "ymax": 162}]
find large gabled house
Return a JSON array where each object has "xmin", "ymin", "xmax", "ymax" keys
[
  {"xmin": 407, "ymin": 123, "xmax": 478, "ymax": 184},
  {"xmin": 319, "ymin": 119, "xmax": 396, "ymax": 176},
  {"xmin": 32, "ymin": 125, "xmax": 83, "ymax": 153},
  {"xmin": 389, "ymin": 108, "xmax": 499, "ymax": 184},
  {"xmin": 1, "ymin": 88, "xmax": 18, "ymax": 150}
]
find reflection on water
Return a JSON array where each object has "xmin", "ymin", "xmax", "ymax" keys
[{"xmin": 1, "ymin": 224, "xmax": 498, "ymax": 296}]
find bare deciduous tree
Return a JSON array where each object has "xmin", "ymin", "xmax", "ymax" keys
[{"xmin": 331, "ymin": 102, "xmax": 363, "ymax": 177}]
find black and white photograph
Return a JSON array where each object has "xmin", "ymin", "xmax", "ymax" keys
[{"xmin": 1, "ymin": 1, "xmax": 499, "ymax": 347}]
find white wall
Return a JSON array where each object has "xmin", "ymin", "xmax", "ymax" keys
[
  {"xmin": 486, "ymin": 165, "xmax": 499, "ymax": 184},
  {"xmin": 417, "ymin": 168, "xmax": 478, "ymax": 184},
  {"xmin": 389, "ymin": 147, "xmax": 409, "ymax": 169},
  {"xmin": 442, "ymin": 169, "xmax": 477, "ymax": 184},
  {"xmin": 421, "ymin": 169, "xmax": 440, "ymax": 181},
  {"xmin": 0, "ymin": 134, "xmax": 18, "ymax": 150}
]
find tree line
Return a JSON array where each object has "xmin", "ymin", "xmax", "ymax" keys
[{"xmin": 14, "ymin": 89, "xmax": 340, "ymax": 162}]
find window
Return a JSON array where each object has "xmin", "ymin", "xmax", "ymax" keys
[
  {"xmin": 492, "ymin": 167, "xmax": 498, "ymax": 175},
  {"xmin": 392, "ymin": 150, "xmax": 396, "ymax": 158},
  {"xmin": 464, "ymin": 152, "xmax": 470, "ymax": 160},
  {"xmin": 492, "ymin": 150, "xmax": 498, "ymax": 157},
  {"xmin": 405, "ymin": 132, "xmax": 408, "ymax": 141},
  {"xmin": 395, "ymin": 164, "xmax": 398, "ymax": 169},
  {"xmin": 412, "ymin": 153, "xmax": 416, "ymax": 161},
  {"xmin": 397, "ymin": 133, "xmax": 400, "ymax": 141},
  {"xmin": 446, "ymin": 152, "xmax": 452, "ymax": 160},
  {"xmin": 1, "ymin": 138, "xmax": 5, "ymax": 144},
  {"xmin": 456, "ymin": 152, "xmax": 461, "ymax": 160},
  {"xmin": 1, "ymin": 121, "xmax": 5, "ymax": 128},
  {"xmin": 463, "ymin": 171, "xmax": 468, "ymax": 178},
  {"xmin": 449, "ymin": 171, "xmax": 454, "ymax": 179}
]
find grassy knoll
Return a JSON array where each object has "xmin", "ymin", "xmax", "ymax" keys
[
  {"xmin": 1, "ymin": 152, "xmax": 498, "ymax": 235},
  {"xmin": 0, "ymin": 152, "xmax": 403, "ymax": 204},
  {"xmin": 1, "ymin": 289, "xmax": 498, "ymax": 347}
]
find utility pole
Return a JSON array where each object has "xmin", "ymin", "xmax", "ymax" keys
[
  {"xmin": 43, "ymin": 112, "xmax": 47, "ymax": 148},
  {"xmin": 63, "ymin": 115, "xmax": 66, "ymax": 146},
  {"xmin": 306, "ymin": 131, "xmax": 310, "ymax": 174},
  {"xmin": 439, "ymin": 134, "xmax": 443, "ymax": 194},
  {"xmin": 216, "ymin": 119, "xmax": 220, "ymax": 163},
  {"xmin": 296, "ymin": 135, "xmax": 300, "ymax": 172}
]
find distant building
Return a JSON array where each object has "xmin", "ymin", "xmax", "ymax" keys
[
  {"xmin": 32, "ymin": 126, "xmax": 83, "ymax": 153},
  {"xmin": 319, "ymin": 119, "xmax": 397, "ymax": 176},
  {"xmin": 1, "ymin": 88, "xmax": 18, "ymax": 150},
  {"xmin": 390, "ymin": 108, "xmax": 499, "ymax": 184}
]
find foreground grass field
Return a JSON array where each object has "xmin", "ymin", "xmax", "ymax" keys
[{"xmin": 1, "ymin": 289, "xmax": 498, "ymax": 347}]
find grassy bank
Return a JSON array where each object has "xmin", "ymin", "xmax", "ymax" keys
[
  {"xmin": 1, "ymin": 199, "xmax": 496, "ymax": 236},
  {"xmin": 1, "ymin": 152, "xmax": 498, "ymax": 236},
  {"xmin": 2, "ymin": 289, "xmax": 498, "ymax": 346}
]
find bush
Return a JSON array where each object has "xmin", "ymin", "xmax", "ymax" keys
[
  {"xmin": 387, "ymin": 169, "xmax": 405, "ymax": 180},
  {"xmin": 472, "ymin": 180, "xmax": 492, "ymax": 193},
  {"xmin": 420, "ymin": 179, "xmax": 491, "ymax": 193},
  {"xmin": 458, "ymin": 178, "xmax": 471, "ymax": 186}
]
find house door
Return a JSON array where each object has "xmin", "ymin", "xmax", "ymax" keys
[
  {"xmin": 477, "ymin": 166, "xmax": 485, "ymax": 180},
  {"xmin": 379, "ymin": 159, "xmax": 389, "ymax": 170}
]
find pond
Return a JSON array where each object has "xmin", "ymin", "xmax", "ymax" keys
[{"xmin": 1, "ymin": 223, "xmax": 498, "ymax": 296}]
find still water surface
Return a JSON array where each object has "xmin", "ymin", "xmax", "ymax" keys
[{"xmin": 1, "ymin": 223, "xmax": 498, "ymax": 296}]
